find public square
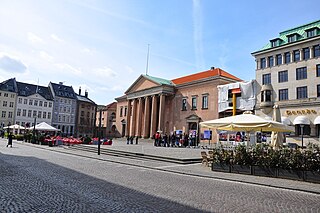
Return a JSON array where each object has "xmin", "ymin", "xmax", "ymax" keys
[{"xmin": 0, "ymin": 138, "xmax": 319, "ymax": 213}]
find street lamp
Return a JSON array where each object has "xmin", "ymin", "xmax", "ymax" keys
[
  {"xmin": 98, "ymin": 108, "xmax": 102, "ymax": 155},
  {"xmin": 32, "ymin": 116, "xmax": 36, "ymax": 144},
  {"xmin": 300, "ymin": 124, "xmax": 304, "ymax": 149}
]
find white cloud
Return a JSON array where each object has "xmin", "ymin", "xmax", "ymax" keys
[
  {"xmin": 50, "ymin": 34, "xmax": 64, "ymax": 42},
  {"xmin": 27, "ymin": 32, "xmax": 44, "ymax": 44},
  {"xmin": 0, "ymin": 53, "xmax": 27, "ymax": 73},
  {"xmin": 55, "ymin": 63, "xmax": 82, "ymax": 75},
  {"xmin": 93, "ymin": 66, "xmax": 117, "ymax": 78},
  {"xmin": 39, "ymin": 51, "xmax": 54, "ymax": 62},
  {"xmin": 81, "ymin": 48, "xmax": 94, "ymax": 55}
]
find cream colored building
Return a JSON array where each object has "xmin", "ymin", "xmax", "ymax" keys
[
  {"xmin": 252, "ymin": 20, "xmax": 320, "ymax": 143},
  {"xmin": 0, "ymin": 78, "xmax": 17, "ymax": 129},
  {"xmin": 114, "ymin": 67, "xmax": 241, "ymax": 143}
]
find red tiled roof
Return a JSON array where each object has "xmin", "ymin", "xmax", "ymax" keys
[{"xmin": 171, "ymin": 68, "xmax": 241, "ymax": 85}]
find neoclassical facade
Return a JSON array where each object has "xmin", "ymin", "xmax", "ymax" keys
[{"xmin": 115, "ymin": 67, "xmax": 241, "ymax": 142}]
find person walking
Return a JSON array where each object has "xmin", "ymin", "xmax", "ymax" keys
[
  {"xmin": 135, "ymin": 136, "xmax": 139, "ymax": 145},
  {"xmin": 7, "ymin": 133, "xmax": 13, "ymax": 148}
]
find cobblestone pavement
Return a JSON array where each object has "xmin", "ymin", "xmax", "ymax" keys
[{"xmin": 0, "ymin": 139, "xmax": 320, "ymax": 212}]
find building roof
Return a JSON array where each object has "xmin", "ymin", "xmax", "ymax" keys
[
  {"xmin": 50, "ymin": 82, "xmax": 76, "ymax": 99},
  {"xmin": 105, "ymin": 102, "xmax": 117, "ymax": 110},
  {"xmin": 76, "ymin": 94, "xmax": 96, "ymax": 104},
  {"xmin": 171, "ymin": 67, "xmax": 241, "ymax": 85},
  {"xmin": 143, "ymin": 74, "xmax": 174, "ymax": 86},
  {"xmin": 16, "ymin": 82, "xmax": 54, "ymax": 100},
  {"xmin": 253, "ymin": 20, "xmax": 320, "ymax": 53},
  {"xmin": 0, "ymin": 78, "xmax": 17, "ymax": 93}
]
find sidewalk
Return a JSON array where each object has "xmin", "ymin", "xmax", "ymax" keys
[{"xmin": 1, "ymin": 137, "xmax": 320, "ymax": 195}]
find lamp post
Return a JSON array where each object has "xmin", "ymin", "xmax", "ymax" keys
[
  {"xmin": 300, "ymin": 124, "xmax": 304, "ymax": 149},
  {"xmin": 98, "ymin": 108, "xmax": 102, "ymax": 155},
  {"xmin": 32, "ymin": 116, "xmax": 36, "ymax": 144}
]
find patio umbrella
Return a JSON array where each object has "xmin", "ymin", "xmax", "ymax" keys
[
  {"xmin": 28, "ymin": 122, "xmax": 59, "ymax": 131},
  {"xmin": 271, "ymin": 105, "xmax": 283, "ymax": 148},
  {"xmin": 200, "ymin": 111, "xmax": 293, "ymax": 132}
]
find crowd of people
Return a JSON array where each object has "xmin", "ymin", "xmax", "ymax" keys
[{"xmin": 153, "ymin": 131, "xmax": 198, "ymax": 147}]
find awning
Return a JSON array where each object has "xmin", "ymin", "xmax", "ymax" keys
[
  {"xmin": 314, "ymin": 116, "xmax": 320, "ymax": 125},
  {"xmin": 293, "ymin": 116, "xmax": 310, "ymax": 125},
  {"xmin": 281, "ymin": 116, "xmax": 292, "ymax": 125}
]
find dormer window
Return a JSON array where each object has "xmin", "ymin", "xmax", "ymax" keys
[
  {"xmin": 287, "ymin": 33, "xmax": 299, "ymax": 43},
  {"xmin": 306, "ymin": 27, "xmax": 318, "ymax": 38},
  {"xmin": 270, "ymin": 38, "xmax": 281, "ymax": 47}
]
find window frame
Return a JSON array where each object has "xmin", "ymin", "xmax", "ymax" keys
[
  {"xmin": 278, "ymin": 70, "xmax": 288, "ymax": 83},
  {"xmin": 279, "ymin": 89, "xmax": 288, "ymax": 101},
  {"xmin": 297, "ymin": 86, "xmax": 308, "ymax": 99},
  {"xmin": 202, "ymin": 95, "xmax": 208, "ymax": 109},
  {"xmin": 262, "ymin": 73, "xmax": 271, "ymax": 85},
  {"xmin": 276, "ymin": 54, "xmax": 282, "ymax": 65},
  {"xmin": 296, "ymin": 67, "xmax": 307, "ymax": 80}
]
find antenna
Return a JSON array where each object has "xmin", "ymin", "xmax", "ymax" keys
[
  {"xmin": 36, "ymin": 78, "xmax": 39, "ymax": 93},
  {"xmin": 145, "ymin": 44, "xmax": 150, "ymax": 75}
]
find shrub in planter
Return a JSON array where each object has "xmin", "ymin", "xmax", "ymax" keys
[
  {"xmin": 15, "ymin": 134, "xmax": 24, "ymax": 141},
  {"xmin": 211, "ymin": 149, "xmax": 232, "ymax": 173}
]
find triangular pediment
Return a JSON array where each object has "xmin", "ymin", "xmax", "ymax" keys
[
  {"xmin": 186, "ymin": 114, "xmax": 201, "ymax": 121},
  {"xmin": 125, "ymin": 75, "xmax": 160, "ymax": 94}
]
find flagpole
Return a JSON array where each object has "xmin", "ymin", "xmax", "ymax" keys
[{"xmin": 145, "ymin": 44, "xmax": 150, "ymax": 75}]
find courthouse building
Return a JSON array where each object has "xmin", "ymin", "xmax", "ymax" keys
[
  {"xmin": 252, "ymin": 20, "xmax": 320, "ymax": 142},
  {"xmin": 115, "ymin": 67, "xmax": 241, "ymax": 142}
]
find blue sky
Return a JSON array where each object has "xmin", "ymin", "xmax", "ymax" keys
[{"xmin": 0, "ymin": 0, "xmax": 319, "ymax": 105}]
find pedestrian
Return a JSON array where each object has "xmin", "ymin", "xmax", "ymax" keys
[
  {"xmin": 135, "ymin": 136, "xmax": 138, "ymax": 145},
  {"xmin": 127, "ymin": 135, "xmax": 130, "ymax": 144},
  {"xmin": 163, "ymin": 133, "xmax": 168, "ymax": 147},
  {"xmin": 7, "ymin": 132, "xmax": 13, "ymax": 148},
  {"xmin": 130, "ymin": 136, "xmax": 134, "ymax": 144}
]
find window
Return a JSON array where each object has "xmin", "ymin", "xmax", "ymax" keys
[
  {"xmin": 10, "ymin": 94, "xmax": 14, "ymax": 98},
  {"xmin": 303, "ymin": 48, "xmax": 310, "ymax": 60},
  {"xmin": 182, "ymin": 98, "xmax": 187, "ymax": 111},
  {"xmin": 29, "ymin": 100, "xmax": 33, "ymax": 105},
  {"xmin": 202, "ymin": 95, "xmax": 208, "ymax": 109},
  {"xmin": 33, "ymin": 110, "xmax": 37, "ymax": 117},
  {"xmin": 38, "ymin": 111, "xmax": 41, "ymax": 118},
  {"xmin": 268, "ymin": 56, "xmax": 274, "ymax": 67},
  {"xmin": 317, "ymin": 64, "xmax": 320, "ymax": 77},
  {"xmin": 81, "ymin": 111, "xmax": 84, "ymax": 116},
  {"xmin": 284, "ymin": 52, "xmax": 290, "ymax": 64},
  {"xmin": 293, "ymin": 50, "xmax": 300, "ymax": 62},
  {"xmin": 120, "ymin": 107, "xmax": 123, "ymax": 117},
  {"xmin": 8, "ymin": 112, "xmax": 12, "ymax": 118},
  {"xmin": 49, "ymin": 102, "xmax": 52, "ymax": 107},
  {"xmin": 276, "ymin": 54, "xmax": 282, "ymax": 65},
  {"xmin": 279, "ymin": 89, "xmax": 288, "ymax": 101},
  {"xmin": 278, "ymin": 70, "xmax": 288, "ymax": 83},
  {"xmin": 17, "ymin": 109, "xmax": 21, "ymax": 116},
  {"xmin": 307, "ymin": 29, "xmax": 316, "ymax": 37},
  {"xmin": 28, "ymin": 110, "xmax": 32, "ymax": 117},
  {"xmin": 44, "ymin": 102, "xmax": 47, "ymax": 107},
  {"xmin": 265, "ymin": 90, "xmax": 272, "ymax": 102},
  {"xmin": 287, "ymin": 34, "xmax": 297, "ymax": 43},
  {"xmin": 270, "ymin": 39, "xmax": 280, "ymax": 47},
  {"xmin": 4, "ymin": 93, "xmax": 8, "ymax": 97},
  {"xmin": 1, "ymin": 111, "xmax": 6, "ymax": 118},
  {"xmin": 3, "ymin": 101, "xmax": 7, "ymax": 107},
  {"xmin": 34, "ymin": 100, "xmax": 38, "ymax": 106},
  {"xmin": 22, "ymin": 109, "xmax": 26, "ymax": 116},
  {"xmin": 314, "ymin": 45, "xmax": 320, "ymax": 57},
  {"xmin": 124, "ymin": 107, "xmax": 127, "ymax": 116},
  {"xmin": 317, "ymin": 85, "xmax": 320, "ymax": 97},
  {"xmin": 262, "ymin": 73, "xmax": 271, "ymax": 85},
  {"xmin": 191, "ymin": 97, "xmax": 197, "ymax": 110},
  {"xmin": 260, "ymin": 58, "xmax": 266, "ymax": 69},
  {"xmin": 43, "ymin": 112, "xmax": 46, "ymax": 119},
  {"xmin": 296, "ymin": 67, "xmax": 307, "ymax": 80},
  {"xmin": 18, "ymin": 98, "xmax": 22, "ymax": 104},
  {"xmin": 24, "ymin": 99, "xmax": 27, "ymax": 104},
  {"xmin": 9, "ymin": 102, "xmax": 13, "ymax": 107},
  {"xmin": 297, "ymin": 86, "xmax": 307, "ymax": 99},
  {"xmin": 39, "ymin": 101, "xmax": 43, "ymax": 107},
  {"xmin": 48, "ymin": 112, "xmax": 51, "ymax": 119}
]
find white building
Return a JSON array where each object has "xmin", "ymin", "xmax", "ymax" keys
[
  {"xmin": 252, "ymin": 20, "xmax": 320, "ymax": 144},
  {"xmin": 15, "ymin": 81, "xmax": 54, "ymax": 127}
]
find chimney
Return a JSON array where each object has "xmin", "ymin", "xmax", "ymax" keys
[
  {"xmin": 79, "ymin": 87, "xmax": 81, "ymax": 95},
  {"xmin": 85, "ymin": 90, "xmax": 88, "ymax": 98},
  {"xmin": 59, "ymin": 82, "xmax": 63, "ymax": 85},
  {"xmin": 211, "ymin": 66, "xmax": 215, "ymax": 70}
]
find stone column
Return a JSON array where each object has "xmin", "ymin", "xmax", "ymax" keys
[
  {"xmin": 136, "ymin": 98, "xmax": 143, "ymax": 137},
  {"xmin": 310, "ymin": 46, "xmax": 314, "ymax": 58},
  {"xmin": 126, "ymin": 100, "xmax": 131, "ymax": 136},
  {"xmin": 143, "ymin": 96, "xmax": 151, "ymax": 138},
  {"xmin": 255, "ymin": 59, "xmax": 259, "ymax": 70},
  {"xmin": 281, "ymin": 53, "xmax": 285, "ymax": 65},
  {"xmin": 130, "ymin": 99, "xmax": 137, "ymax": 136},
  {"xmin": 300, "ymin": 48, "xmax": 303, "ymax": 60},
  {"xmin": 150, "ymin": 95, "xmax": 158, "ymax": 138},
  {"xmin": 290, "ymin": 51, "xmax": 294, "ymax": 62},
  {"xmin": 158, "ymin": 94, "xmax": 166, "ymax": 133}
]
